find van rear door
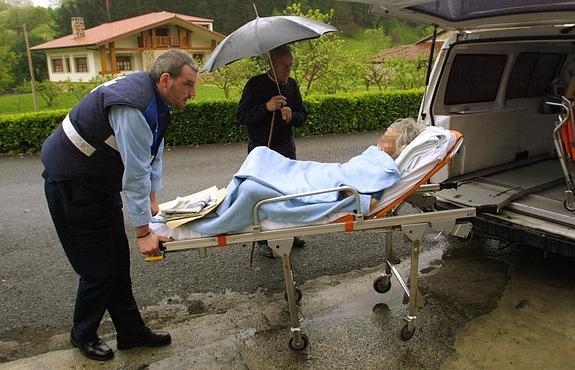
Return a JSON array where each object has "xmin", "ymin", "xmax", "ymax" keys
[{"xmin": 346, "ymin": 0, "xmax": 575, "ymax": 30}]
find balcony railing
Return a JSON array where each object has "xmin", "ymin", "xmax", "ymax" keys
[{"xmin": 138, "ymin": 35, "xmax": 190, "ymax": 48}]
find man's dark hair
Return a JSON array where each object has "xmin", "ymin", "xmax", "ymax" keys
[{"xmin": 150, "ymin": 49, "xmax": 199, "ymax": 82}]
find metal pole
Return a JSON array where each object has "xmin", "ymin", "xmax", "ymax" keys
[{"xmin": 23, "ymin": 24, "xmax": 39, "ymax": 113}]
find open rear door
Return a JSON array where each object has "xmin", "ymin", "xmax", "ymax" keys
[{"xmin": 343, "ymin": 0, "xmax": 575, "ymax": 30}]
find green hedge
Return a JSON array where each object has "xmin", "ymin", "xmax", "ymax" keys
[{"xmin": 0, "ymin": 90, "xmax": 423, "ymax": 154}]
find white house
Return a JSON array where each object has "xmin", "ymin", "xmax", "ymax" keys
[{"xmin": 31, "ymin": 11, "xmax": 225, "ymax": 82}]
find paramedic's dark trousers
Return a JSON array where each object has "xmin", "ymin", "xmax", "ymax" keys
[{"xmin": 44, "ymin": 178, "xmax": 146, "ymax": 343}]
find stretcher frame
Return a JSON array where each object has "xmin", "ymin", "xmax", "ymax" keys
[
  {"xmin": 155, "ymin": 130, "xmax": 477, "ymax": 350},
  {"xmin": 547, "ymin": 96, "xmax": 575, "ymax": 211}
]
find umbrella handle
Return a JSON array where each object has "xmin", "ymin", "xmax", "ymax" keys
[
  {"xmin": 267, "ymin": 52, "xmax": 282, "ymax": 95},
  {"xmin": 267, "ymin": 51, "xmax": 282, "ymax": 148}
]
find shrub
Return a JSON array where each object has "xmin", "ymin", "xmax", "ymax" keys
[{"xmin": 0, "ymin": 90, "xmax": 423, "ymax": 154}]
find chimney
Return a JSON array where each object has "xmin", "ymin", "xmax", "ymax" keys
[{"xmin": 71, "ymin": 17, "xmax": 85, "ymax": 38}]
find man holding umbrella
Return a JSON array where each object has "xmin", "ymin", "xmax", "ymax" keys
[{"xmin": 236, "ymin": 45, "xmax": 308, "ymax": 256}]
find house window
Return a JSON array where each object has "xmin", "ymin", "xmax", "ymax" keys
[
  {"xmin": 65, "ymin": 57, "xmax": 71, "ymax": 72},
  {"xmin": 51, "ymin": 58, "xmax": 64, "ymax": 73},
  {"xmin": 116, "ymin": 55, "xmax": 133, "ymax": 71},
  {"xmin": 75, "ymin": 57, "xmax": 88, "ymax": 73}
]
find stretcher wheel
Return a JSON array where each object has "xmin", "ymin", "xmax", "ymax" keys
[
  {"xmin": 373, "ymin": 276, "xmax": 391, "ymax": 293},
  {"xmin": 399, "ymin": 323, "xmax": 415, "ymax": 341},
  {"xmin": 284, "ymin": 287, "xmax": 303, "ymax": 303},
  {"xmin": 457, "ymin": 229, "xmax": 474, "ymax": 243},
  {"xmin": 288, "ymin": 333, "xmax": 309, "ymax": 351},
  {"xmin": 564, "ymin": 199, "xmax": 575, "ymax": 212}
]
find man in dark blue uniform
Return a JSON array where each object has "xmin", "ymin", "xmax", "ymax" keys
[
  {"xmin": 236, "ymin": 45, "xmax": 308, "ymax": 257},
  {"xmin": 41, "ymin": 50, "xmax": 198, "ymax": 361}
]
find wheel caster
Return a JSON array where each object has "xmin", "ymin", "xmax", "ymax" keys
[
  {"xmin": 373, "ymin": 276, "xmax": 391, "ymax": 293},
  {"xmin": 399, "ymin": 322, "xmax": 415, "ymax": 341},
  {"xmin": 564, "ymin": 199, "xmax": 575, "ymax": 212},
  {"xmin": 284, "ymin": 287, "xmax": 303, "ymax": 303},
  {"xmin": 288, "ymin": 333, "xmax": 309, "ymax": 351}
]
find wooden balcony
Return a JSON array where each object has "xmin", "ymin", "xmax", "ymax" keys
[{"xmin": 138, "ymin": 35, "xmax": 190, "ymax": 49}]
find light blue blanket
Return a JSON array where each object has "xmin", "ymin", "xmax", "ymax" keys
[{"xmin": 185, "ymin": 146, "xmax": 400, "ymax": 235}]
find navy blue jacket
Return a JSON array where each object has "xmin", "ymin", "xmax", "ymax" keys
[{"xmin": 41, "ymin": 72, "xmax": 170, "ymax": 193}]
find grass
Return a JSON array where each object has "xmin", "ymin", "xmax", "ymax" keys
[{"xmin": 0, "ymin": 85, "xmax": 236, "ymax": 114}]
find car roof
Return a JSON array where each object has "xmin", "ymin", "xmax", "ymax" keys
[{"xmin": 343, "ymin": 0, "xmax": 575, "ymax": 30}]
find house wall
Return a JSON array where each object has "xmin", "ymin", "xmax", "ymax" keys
[{"xmin": 46, "ymin": 48, "xmax": 99, "ymax": 82}]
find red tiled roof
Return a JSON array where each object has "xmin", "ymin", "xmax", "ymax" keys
[
  {"xmin": 31, "ymin": 11, "xmax": 224, "ymax": 50},
  {"xmin": 373, "ymin": 41, "xmax": 443, "ymax": 63},
  {"xmin": 373, "ymin": 30, "xmax": 452, "ymax": 63}
]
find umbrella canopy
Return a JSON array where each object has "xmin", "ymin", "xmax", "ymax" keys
[{"xmin": 201, "ymin": 15, "xmax": 337, "ymax": 73}]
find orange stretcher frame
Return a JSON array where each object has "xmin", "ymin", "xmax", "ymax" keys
[{"xmin": 155, "ymin": 129, "xmax": 474, "ymax": 351}]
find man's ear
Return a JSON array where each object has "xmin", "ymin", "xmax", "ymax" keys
[{"xmin": 158, "ymin": 72, "xmax": 171, "ymax": 87}]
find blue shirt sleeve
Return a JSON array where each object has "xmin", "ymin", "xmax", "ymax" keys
[{"xmin": 109, "ymin": 105, "xmax": 163, "ymax": 227}]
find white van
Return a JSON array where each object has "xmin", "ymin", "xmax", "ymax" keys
[{"xmin": 346, "ymin": 1, "xmax": 575, "ymax": 256}]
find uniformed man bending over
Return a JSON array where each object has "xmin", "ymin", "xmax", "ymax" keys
[{"xmin": 41, "ymin": 49, "xmax": 198, "ymax": 361}]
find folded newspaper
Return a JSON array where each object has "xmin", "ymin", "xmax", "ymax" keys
[
  {"xmin": 163, "ymin": 193, "xmax": 217, "ymax": 216},
  {"xmin": 158, "ymin": 186, "xmax": 227, "ymax": 229}
]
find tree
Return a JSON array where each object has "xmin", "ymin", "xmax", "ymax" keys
[
  {"xmin": 0, "ymin": 43, "xmax": 16, "ymax": 91},
  {"xmin": 0, "ymin": 2, "xmax": 55, "ymax": 92},
  {"xmin": 280, "ymin": 2, "xmax": 342, "ymax": 95},
  {"xmin": 364, "ymin": 27, "xmax": 392, "ymax": 55},
  {"xmin": 207, "ymin": 58, "xmax": 259, "ymax": 99}
]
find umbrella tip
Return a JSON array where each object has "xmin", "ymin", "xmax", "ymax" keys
[{"xmin": 252, "ymin": 3, "xmax": 259, "ymax": 18}]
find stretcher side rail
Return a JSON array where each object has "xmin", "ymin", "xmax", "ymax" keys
[
  {"xmin": 162, "ymin": 207, "xmax": 476, "ymax": 253},
  {"xmin": 252, "ymin": 185, "xmax": 365, "ymax": 227}
]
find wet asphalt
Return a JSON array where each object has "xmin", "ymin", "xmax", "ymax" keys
[{"xmin": 1, "ymin": 132, "xmax": 575, "ymax": 368}]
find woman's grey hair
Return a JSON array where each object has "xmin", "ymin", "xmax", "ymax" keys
[
  {"xmin": 389, "ymin": 118, "xmax": 426, "ymax": 155},
  {"xmin": 150, "ymin": 50, "xmax": 199, "ymax": 82}
]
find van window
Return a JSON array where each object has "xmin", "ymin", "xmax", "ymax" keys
[
  {"xmin": 506, "ymin": 52, "xmax": 564, "ymax": 99},
  {"xmin": 444, "ymin": 54, "xmax": 507, "ymax": 105}
]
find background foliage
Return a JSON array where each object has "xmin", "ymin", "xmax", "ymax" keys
[
  {"xmin": 0, "ymin": 90, "xmax": 423, "ymax": 153},
  {"xmin": 0, "ymin": 0, "xmax": 431, "ymax": 94}
]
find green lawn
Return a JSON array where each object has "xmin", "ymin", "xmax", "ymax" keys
[{"xmin": 0, "ymin": 85, "xmax": 236, "ymax": 115}]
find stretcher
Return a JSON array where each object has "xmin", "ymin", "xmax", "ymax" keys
[{"xmin": 149, "ymin": 128, "xmax": 477, "ymax": 350}]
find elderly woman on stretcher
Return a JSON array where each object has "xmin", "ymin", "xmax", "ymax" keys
[{"xmin": 151, "ymin": 118, "xmax": 456, "ymax": 239}]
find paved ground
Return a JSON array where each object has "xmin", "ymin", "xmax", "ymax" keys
[{"xmin": 1, "ymin": 133, "xmax": 575, "ymax": 369}]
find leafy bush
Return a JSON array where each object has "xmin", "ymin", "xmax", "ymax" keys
[
  {"xmin": 37, "ymin": 81, "xmax": 62, "ymax": 107},
  {"xmin": 0, "ymin": 90, "xmax": 423, "ymax": 154},
  {"xmin": 0, "ymin": 109, "xmax": 66, "ymax": 153}
]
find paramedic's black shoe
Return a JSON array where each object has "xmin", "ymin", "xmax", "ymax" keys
[
  {"xmin": 258, "ymin": 240, "xmax": 274, "ymax": 258},
  {"xmin": 70, "ymin": 332, "xmax": 114, "ymax": 361},
  {"xmin": 116, "ymin": 327, "xmax": 171, "ymax": 350},
  {"xmin": 293, "ymin": 237, "xmax": 306, "ymax": 248}
]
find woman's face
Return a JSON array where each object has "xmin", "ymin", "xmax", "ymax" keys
[{"xmin": 378, "ymin": 127, "xmax": 399, "ymax": 157}]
